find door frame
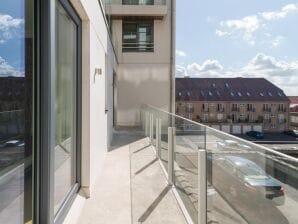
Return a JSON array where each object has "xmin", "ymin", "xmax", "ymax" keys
[{"xmin": 38, "ymin": 0, "xmax": 82, "ymax": 223}]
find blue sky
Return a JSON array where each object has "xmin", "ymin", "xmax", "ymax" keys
[
  {"xmin": 0, "ymin": 0, "xmax": 24, "ymax": 76},
  {"xmin": 176, "ymin": 0, "xmax": 298, "ymax": 96}
]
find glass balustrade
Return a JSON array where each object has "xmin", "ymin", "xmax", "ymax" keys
[{"xmin": 141, "ymin": 104, "xmax": 298, "ymax": 224}]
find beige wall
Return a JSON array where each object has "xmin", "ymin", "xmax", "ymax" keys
[
  {"xmin": 112, "ymin": 0, "xmax": 172, "ymax": 126},
  {"xmin": 71, "ymin": 0, "xmax": 117, "ymax": 196},
  {"xmin": 176, "ymin": 101, "xmax": 290, "ymax": 132}
]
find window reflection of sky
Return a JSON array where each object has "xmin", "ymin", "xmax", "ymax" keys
[{"xmin": 0, "ymin": 0, "xmax": 24, "ymax": 76}]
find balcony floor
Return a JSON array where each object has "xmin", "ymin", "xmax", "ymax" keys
[{"xmin": 76, "ymin": 130, "xmax": 187, "ymax": 224}]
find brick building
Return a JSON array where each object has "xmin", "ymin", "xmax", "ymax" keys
[{"xmin": 176, "ymin": 78, "xmax": 290, "ymax": 133}]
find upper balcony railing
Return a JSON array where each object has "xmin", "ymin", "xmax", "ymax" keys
[
  {"xmin": 103, "ymin": 0, "xmax": 167, "ymax": 19},
  {"xmin": 107, "ymin": 0, "xmax": 166, "ymax": 5},
  {"xmin": 141, "ymin": 104, "xmax": 298, "ymax": 224}
]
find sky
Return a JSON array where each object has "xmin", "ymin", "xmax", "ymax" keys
[
  {"xmin": 176, "ymin": 0, "xmax": 298, "ymax": 96},
  {"xmin": 0, "ymin": 0, "xmax": 25, "ymax": 77}
]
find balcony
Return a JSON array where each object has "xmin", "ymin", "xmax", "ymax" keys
[
  {"xmin": 135, "ymin": 105, "xmax": 298, "ymax": 224},
  {"xmin": 106, "ymin": 0, "xmax": 167, "ymax": 19},
  {"xmin": 73, "ymin": 129, "xmax": 187, "ymax": 224}
]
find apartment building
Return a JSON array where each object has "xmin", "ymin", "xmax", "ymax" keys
[
  {"xmin": 289, "ymin": 96, "xmax": 298, "ymax": 112},
  {"xmin": 0, "ymin": 0, "xmax": 174, "ymax": 223},
  {"xmin": 176, "ymin": 78, "xmax": 290, "ymax": 133},
  {"xmin": 104, "ymin": 0, "xmax": 174, "ymax": 126}
]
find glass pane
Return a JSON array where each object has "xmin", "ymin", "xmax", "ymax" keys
[
  {"xmin": 54, "ymin": 1, "xmax": 77, "ymax": 214},
  {"xmin": 0, "ymin": 0, "xmax": 34, "ymax": 223},
  {"xmin": 206, "ymin": 128, "xmax": 298, "ymax": 224}
]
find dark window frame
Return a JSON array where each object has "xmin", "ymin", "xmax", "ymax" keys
[
  {"xmin": 38, "ymin": 0, "xmax": 82, "ymax": 223},
  {"xmin": 122, "ymin": 20, "xmax": 154, "ymax": 52}
]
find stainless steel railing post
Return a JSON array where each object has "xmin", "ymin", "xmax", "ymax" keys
[
  {"xmin": 168, "ymin": 127, "xmax": 175, "ymax": 185},
  {"xmin": 145, "ymin": 112, "xmax": 149, "ymax": 136},
  {"xmin": 150, "ymin": 113, "xmax": 154, "ymax": 144},
  {"xmin": 198, "ymin": 149, "xmax": 207, "ymax": 224},
  {"xmin": 156, "ymin": 118, "xmax": 161, "ymax": 159}
]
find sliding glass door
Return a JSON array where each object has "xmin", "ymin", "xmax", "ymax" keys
[
  {"xmin": 0, "ymin": 0, "xmax": 35, "ymax": 223},
  {"xmin": 54, "ymin": 0, "xmax": 81, "ymax": 218}
]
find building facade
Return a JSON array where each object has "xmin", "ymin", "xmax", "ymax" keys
[
  {"xmin": 289, "ymin": 96, "xmax": 298, "ymax": 112},
  {"xmin": 104, "ymin": 0, "xmax": 174, "ymax": 126},
  {"xmin": 0, "ymin": 0, "xmax": 174, "ymax": 223},
  {"xmin": 176, "ymin": 78, "xmax": 290, "ymax": 133}
]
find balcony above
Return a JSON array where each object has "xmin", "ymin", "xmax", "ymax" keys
[{"xmin": 106, "ymin": 0, "xmax": 168, "ymax": 19}]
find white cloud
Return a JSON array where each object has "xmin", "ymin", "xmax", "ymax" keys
[
  {"xmin": 217, "ymin": 15, "xmax": 260, "ymax": 44},
  {"xmin": 176, "ymin": 50, "xmax": 187, "ymax": 57},
  {"xmin": 216, "ymin": 4, "xmax": 298, "ymax": 46},
  {"xmin": 176, "ymin": 53, "xmax": 298, "ymax": 95},
  {"xmin": 187, "ymin": 60, "xmax": 223, "ymax": 75},
  {"xmin": 0, "ymin": 56, "xmax": 23, "ymax": 77},
  {"xmin": 215, "ymin": 30, "xmax": 229, "ymax": 37},
  {"xmin": 270, "ymin": 35, "xmax": 284, "ymax": 48},
  {"xmin": 0, "ymin": 14, "xmax": 24, "ymax": 43},
  {"xmin": 261, "ymin": 4, "xmax": 298, "ymax": 21},
  {"xmin": 176, "ymin": 65, "xmax": 188, "ymax": 77}
]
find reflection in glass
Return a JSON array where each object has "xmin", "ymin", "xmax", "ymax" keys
[
  {"xmin": 0, "ymin": 0, "xmax": 34, "ymax": 223},
  {"xmin": 54, "ymin": 1, "xmax": 77, "ymax": 214}
]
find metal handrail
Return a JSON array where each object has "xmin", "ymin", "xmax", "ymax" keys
[{"xmin": 143, "ymin": 104, "xmax": 298, "ymax": 163}]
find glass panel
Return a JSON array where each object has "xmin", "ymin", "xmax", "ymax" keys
[
  {"xmin": 174, "ymin": 117, "xmax": 205, "ymax": 223},
  {"xmin": 142, "ymin": 104, "xmax": 298, "ymax": 224},
  {"xmin": 0, "ymin": 0, "xmax": 34, "ymax": 223},
  {"xmin": 54, "ymin": 1, "xmax": 77, "ymax": 214},
  {"xmin": 206, "ymin": 128, "xmax": 298, "ymax": 224}
]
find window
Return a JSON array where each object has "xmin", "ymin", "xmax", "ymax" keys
[
  {"xmin": 123, "ymin": 20, "xmax": 154, "ymax": 52},
  {"xmin": 217, "ymin": 113, "xmax": 224, "ymax": 121},
  {"xmin": 263, "ymin": 103, "xmax": 270, "ymax": 111},
  {"xmin": 247, "ymin": 103, "xmax": 253, "ymax": 111},
  {"xmin": 123, "ymin": 0, "xmax": 154, "ymax": 5},
  {"xmin": 202, "ymin": 103, "xmax": 208, "ymax": 112},
  {"xmin": 0, "ymin": 1, "xmax": 34, "ymax": 223},
  {"xmin": 54, "ymin": 0, "xmax": 82, "ymax": 217},
  {"xmin": 278, "ymin": 103, "xmax": 284, "ymax": 112},
  {"xmin": 232, "ymin": 103, "xmax": 238, "ymax": 111}
]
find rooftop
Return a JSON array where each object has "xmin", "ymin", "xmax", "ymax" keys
[{"xmin": 176, "ymin": 78, "xmax": 289, "ymax": 102}]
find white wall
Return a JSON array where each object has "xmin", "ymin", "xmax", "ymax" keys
[
  {"xmin": 70, "ymin": 0, "xmax": 117, "ymax": 196},
  {"xmin": 112, "ymin": 0, "xmax": 173, "ymax": 126}
]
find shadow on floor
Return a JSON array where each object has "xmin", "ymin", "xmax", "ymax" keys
[
  {"xmin": 137, "ymin": 186, "xmax": 172, "ymax": 223},
  {"xmin": 110, "ymin": 128, "xmax": 145, "ymax": 151},
  {"xmin": 135, "ymin": 158, "xmax": 158, "ymax": 175}
]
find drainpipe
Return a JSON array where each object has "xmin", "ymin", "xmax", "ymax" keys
[{"xmin": 170, "ymin": 0, "xmax": 176, "ymax": 114}]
